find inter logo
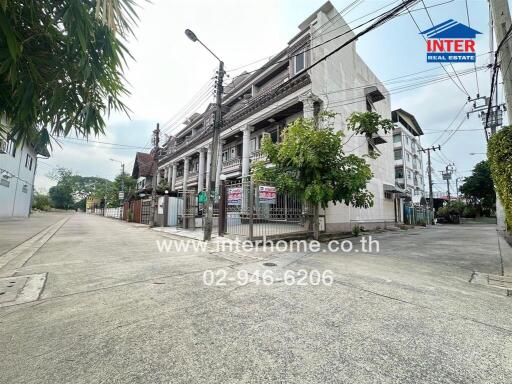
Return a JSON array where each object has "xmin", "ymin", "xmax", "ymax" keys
[{"xmin": 420, "ymin": 19, "xmax": 482, "ymax": 63}]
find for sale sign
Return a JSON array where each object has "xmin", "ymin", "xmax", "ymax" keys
[
  {"xmin": 259, "ymin": 186, "xmax": 277, "ymax": 204},
  {"xmin": 227, "ymin": 187, "xmax": 242, "ymax": 206}
]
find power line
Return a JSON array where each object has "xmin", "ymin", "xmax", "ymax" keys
[
  {"xmin": 402, "ymin": 0, "xmax": 470, "ymax": 97},
  {"xmin": 464, "ymin": 0, "xmax": 480, "ymax": 95}
]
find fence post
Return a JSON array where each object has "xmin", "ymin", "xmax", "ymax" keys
[
  {"xmin": 248, "ymin": 179, "xmax": 254, "ymax": 241},
  {"xmin": 218, "ymin": 180, "xmax": 226, "ymax": 236}
]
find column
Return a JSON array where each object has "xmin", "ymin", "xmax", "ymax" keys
[
  {"xmin": 215, "ymin": 140, "xmax": 225, "ymax": 192},
  {"xmin": 198, "ymin": 148, "xmax": 206, "ymax": 193},
  {"xmin": 205, "ymin": 144, "xmax": 212, "ymax": 193},
  {"xmin": 156, "ymin": 167, "xmax": 162, "ymax": 186},
  {"xmin": 167, "ymin": 164, "xmax": 172, "ymax": 188},
  {"xmin": 183, "ymin": 157, "xmax": 189, "ymax": 192},
  {"xmin": 241, "ymin": 125, "xmax": 253, "ymax": 179},
  {"xmin": 299, "ymin": 91, "xmax": 319, "ymax": 119},
  {"xmin": 171, "ymin": 162, "xmax": 177, "ymax": 191}
]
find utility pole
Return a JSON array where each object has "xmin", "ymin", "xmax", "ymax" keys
[
  {"xmin": 420, "ymin": 145, "xmax": 440, "ymax": 212},
  {"xmin": 441, "ymin": 163, "xmax": 455, "ymax": 201},
  {"xmin": 185, "ymin": 29, "xmax": 225, "ymax": 241},
  {"xmin": 149, "ymin": 123, "xmax": 160, "ymax": 228},
  {"xmin": 489, "ymin": 0, "xmax": 511, "ymax": 231},
  {"xmin": 490, "ymin": 0, "xmax": 512, "ymax": 123},
  {"xmin": 121, "ymin": 163, "xmax": 125, "ymax": 202}
]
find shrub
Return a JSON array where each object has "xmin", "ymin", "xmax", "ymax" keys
[
  {"xmin": 462, "ymin": 206, "xmax": 477, "ymax": 218},
  {"xmin": 32, "ymin": 192, "xmax": 52, "ymax": 211},
  {"xmin": 488, "ymin": 125, "xmax": 512, "ymax": 231},
  {"xmin": 352, "ymin": 225, "xmax": 361, "ymax": 237}
]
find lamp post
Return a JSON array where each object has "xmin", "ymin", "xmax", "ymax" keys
[
  {"xmin": 185, "ymin": 28, "xmax": 225, "ymax": 241},
  {"xmin": 110, "ymin": 158, "xmax": 125, "ymax": 203}
]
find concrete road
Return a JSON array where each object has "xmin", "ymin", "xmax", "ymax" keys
[{"xmin": 0, "ymin": 214, "xmax": 511, "ymax": 383}]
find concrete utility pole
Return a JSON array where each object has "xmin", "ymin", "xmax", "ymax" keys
[
  {"xmin": 420, "ymin": 145, "xmax": 440, "ymax": 211},
  {"xmin": 148, "ymin": 123, "xmax": 160, "ymax": 228},
  {"xmin": 441, "ymin": 163, "xmax": 455, "ymax": 201},
  {"xmin": 490, "ymin": 0, "xmax": 512, "ymax": 123},
  {"xmin": 185, "ymin": 28, "xmax": 225, "ymax": 241},
  {"xmin": 489, "ymin": 0, "xmax": 511, "ymax": 231}
]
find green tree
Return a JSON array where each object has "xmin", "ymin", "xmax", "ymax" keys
[
  {"xmin": 48, "ymin": 167, "xmax": 113, "ymax": 207},
  {"xmin": 252, "ymin": 112, "xmax": 385, "ymax": 239},
  {"xmin": 0, "ymin": 0, "xmax": 140, "ymax": 146},
  {"xmin": 459, "ymin": 160, "xmax": 495, "ymax": 215},
  {"xmin": 49, "ymin": 184, "xmax": 74, "ymax": 209},
  {"xmin": 106, "ymin": 172, "xmax": 136, "ymax": 207}
]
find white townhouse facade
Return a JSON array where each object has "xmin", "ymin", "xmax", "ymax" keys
[
  {"xmin": 392, "ymin": 109, "xmax": 426, "ymax": 201},
  {"xmin": 0, "ymin": 132, "xmax": 47, "ymax": 218},
  {"xmin": 158, "ymin": 1, "xmax": 397, "ymax": 232}
]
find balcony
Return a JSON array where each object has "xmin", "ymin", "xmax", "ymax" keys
[
  {"xmin": 222, "ymin": 157, "xmax": 242, "ymax": 173},
  {"xmin": 250, "ymin": 149, "xmax": 267, "ymax": 162}
]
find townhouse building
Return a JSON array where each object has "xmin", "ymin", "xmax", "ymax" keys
[
  {"xmin": 0, "ymin": 133, "xmax": 48, "ymax": 218},
  {"xmin": 392, "ymin": 109, "xmax": 425, "ymax": 201},
  {"xmin": 158, "ymin": 1, "xmax": 396, "ymax": 232}
]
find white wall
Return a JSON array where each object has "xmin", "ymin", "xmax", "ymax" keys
[
  {"xmin": 308, "ymin": 7, "xmax": 396, "ymax": 230},
  {"xmin": 0, "ymin": 138, "xmax": 38, "ymax": 218}
]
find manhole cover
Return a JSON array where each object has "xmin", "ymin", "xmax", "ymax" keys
[{"xmin": 263, "ymin": 262, "xmax": 277, "ymax": 267}]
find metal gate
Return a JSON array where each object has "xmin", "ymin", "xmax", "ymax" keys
[
  {"xmin": 220, "ymin": 179, "xmax": 312, "ymax": 239},
  {"xmin": 140, "ymin": 199, "xmax": 151, "ymax": 224},
  {"xmin": 177, "ymin": 190, "xmax": 198, "ymax": 229}
]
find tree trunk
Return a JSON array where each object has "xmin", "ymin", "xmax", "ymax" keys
[{"xmin": 313, "ymin": 204, "xmax": 320, "ymax": 240}]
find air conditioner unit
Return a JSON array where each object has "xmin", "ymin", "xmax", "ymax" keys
[{"xmin": 0, "ymin": 138, "xmax": 7, "ymax": 154}]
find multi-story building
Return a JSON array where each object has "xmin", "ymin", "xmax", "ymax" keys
[
  {"xmin": 158, "ymin": 1, "xmax": 397, "ymax": 231},
  {"xmin": 392, "ymin": 109, "xmax": 425, "ymax": 201},
  {"xmin": 0, "ymin": 132, "xmax": 49, "ymax": 218}
]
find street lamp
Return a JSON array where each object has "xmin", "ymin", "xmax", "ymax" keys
[
  {"xmin": 110, "ymin": 158, "xmax": 125, "ymax": 203},
  {"xmin": 185, "ymin": 28, "xmax": 225, "ymax": 241}
]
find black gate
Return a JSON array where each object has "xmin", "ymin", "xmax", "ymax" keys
[{"xmin": 141, "ymin": 199, "xmax": 151, "ymax": 224}]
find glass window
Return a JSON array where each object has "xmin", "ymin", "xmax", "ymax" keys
[
  {"xmin": 393, "ymin": 134, "xmax": 401, "ymax": 143},
  {"xmin": 222, "ymin": 150, "xmax": 229, "ymax": 162},
  {"xmin": 270, "ymin": 130, "xmax": 278, "ymax": 143},
  {"xmin": 394, "ymin": 149, "xmax": 402, "ymax": 160},
  {"xmin": 250, "ymin": 137, "xmax": 257, "ymax": 153},
  {"xmin": 395, "ymin": 168, "xmax": 404, "ymax": 178},
  {"xmin": 295, "ymin": 52, "xmax": 305, "ymax": 73}
]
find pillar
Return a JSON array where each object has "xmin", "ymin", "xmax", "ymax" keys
[
  {"xmin": 215, "ymin": 140, "xmax": 224, "ymax": 192},
  {"xmin": 198, "ymin": 148, "xmax": 206, "ymax": 193},
  {"xmin": 171, "ymin": 162, "xmax": 177, "ymax": 191},
  {"xmin": 183, "ymin": 157, "xmax": 189, "ymax": 192},
  {"xmin": 205, "ymin": 144, "xmax": 212, "ymax": 193},
  {"xmin": 241, "ymin": 125, "xmax": 253, "ymax": 179},
  {"xmin": 299, "ymin": 91, "xmax": 319, "ymax": 120}
]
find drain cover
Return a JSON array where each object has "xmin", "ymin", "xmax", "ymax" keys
[{"xmin": 263, "ymin": 262, "xmax": 277, "ymax": 267}]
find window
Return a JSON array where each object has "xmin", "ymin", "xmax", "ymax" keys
[
  {"xmin": 395, "ymin": 168, "xmax": 404, "ymax": 178},
  {"xmin": 222, "ymin": 150, "xmax": 229, "ymax": 162},
  {"xmin": 407, "ymin": 153, "xmax": 411, "ymax": 162},
  {"xmin": 0, "ymin": 175, "xmax": 9, "ymax": 187},
  {"xmin": 270, "ymin": 130, "xmax": 279, "ymax": 144},
  {"xmin": 230, "ymin": 146, "xmax": 237, "ymax": 159},
  {"xmin": 25, "ymin": 154, "xmax": 33, "ymax": 170},
  {"xmin": 250, "ymin": 137, "xmax": 258, "ymax": 153},
  {"xmin": 294, "ymin": 52, "xmax": 305, "ymax": 74},
  {"xmin": 407, "ymin": 170, "xmax": 412, "ymax": 179},
  {"xmin": 394, "ymin": 149, "xmax": 402, "ymax": 160},
  {"xmin": 22, "ymin": 184, "xmax": 28, "ymax": 193},
  {"xmin": 393, "ymin": 134, "xmax": 401, "ymax": 144}
]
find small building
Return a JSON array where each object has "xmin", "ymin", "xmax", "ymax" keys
[
  {"xmin": 392, "ymin": 109, "xmax": 425, "ymax": 202},
  {"xmin": 131, "ymin": 151, "xmax": 156, "ymax": 194},
  {"xmin": 85, "ymin": 196, "xmax": 102, "ymax": 212},
  {"xmin": 0, "ymin": 132, "xmax": 49, "ymax": 218}
]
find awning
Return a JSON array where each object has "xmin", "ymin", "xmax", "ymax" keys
[{"xmin": 384, "ymin": 183, "xmax": 406, "ymax": 194}]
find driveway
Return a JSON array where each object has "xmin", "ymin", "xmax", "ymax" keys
[{"xmin": 0, "ymin": 214, "xmax": 511, "ymax": 383}]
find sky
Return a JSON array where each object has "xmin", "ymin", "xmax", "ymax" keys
[{"xmin": 36, "ymin": 0, "xmax": 501, "ymax": 197}]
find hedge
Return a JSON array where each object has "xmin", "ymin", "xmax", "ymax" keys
[{"xmin": 488, "ymin": 125, "xmax": 512, "ymax": 231}]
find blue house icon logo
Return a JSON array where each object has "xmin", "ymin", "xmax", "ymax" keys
[{"xmin": 420, "ymin": 19, "xmax": 482, "ymax": 63}]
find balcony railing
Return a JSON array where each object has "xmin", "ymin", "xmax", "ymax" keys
[
  {"xmin": 250, "ymin": 149, "xmax": 267, "ymax": 162},
  {"xmin": 222, "ymin": 157, "xmax": 242, "ymax": 169}
]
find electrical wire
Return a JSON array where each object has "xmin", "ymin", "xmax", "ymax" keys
[
  {"xmin": 464, "ymin": 0, "xmax": 480, "ymax": 95},
  {"xmin": 402, "ymin": 0, "xmax": 470, "ymax": 97}
]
